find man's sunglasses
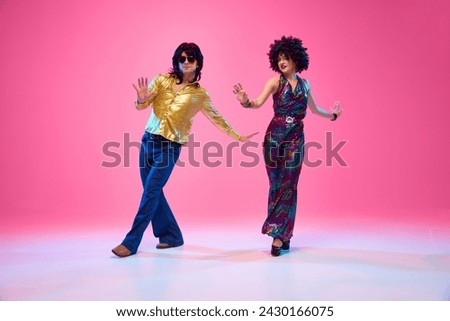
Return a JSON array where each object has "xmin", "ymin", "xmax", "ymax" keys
[{"xmin": 178, "ymin": 56, "xmax": 196, "ymax": 63}]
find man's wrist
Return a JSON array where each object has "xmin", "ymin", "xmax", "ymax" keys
[{"xmin": 134, "ymin": 100, "xmax": 147, "ymax": 107}]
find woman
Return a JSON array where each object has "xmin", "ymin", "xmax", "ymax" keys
[
  {"xmin": 233, "ymin": 36, "xmax": 342, "ymax": 256},
  {"xmin": 112, "ymin": 42, "xmax": 257, "ymax": 257}
]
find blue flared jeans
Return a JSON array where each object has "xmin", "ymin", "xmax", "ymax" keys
[{"xmin": 121, "ymin": 132, "xmax": 183, "ymax": 254}]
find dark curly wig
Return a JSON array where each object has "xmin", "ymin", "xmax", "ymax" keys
[
  {"xmin": 268, "ymin": 36, "xmax": 309, "ymax": 73},
  {"xmin": 169, "ymin": 42, "xmax": 204, "ymax": 84}
]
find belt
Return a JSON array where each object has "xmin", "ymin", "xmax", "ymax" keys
[
  {"xmin": 146, "ymin": 133, "xmax": 181, "ymax": 146},
  {"xmin": 149, "ymin": 134, "xmax": 169, "ymax": 141},
  {"xmin": 273, "ymin": 115, "xmax": 302, "ymax": 126}
]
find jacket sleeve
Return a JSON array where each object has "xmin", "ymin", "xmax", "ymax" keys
[{"xmin": 201, "ymin": 91, "xmax": 241, "ymax": 141}]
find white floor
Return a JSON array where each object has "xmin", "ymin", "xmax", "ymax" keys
[{"xmin": 1, "ymin": 218, "xmax": 449, "ymax": 301}]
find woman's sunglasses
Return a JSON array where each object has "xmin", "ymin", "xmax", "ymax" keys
[{"xmin": 178, "ymin": 56, "xmax": 196, "ymax": 63}]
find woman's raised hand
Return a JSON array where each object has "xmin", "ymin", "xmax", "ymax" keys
[
  {"xmin": 233, "ymin": 83, "xmax": 249, "ymax": 104},
  {"xmin": 332, "ymin": 101, "xmax": 343, "ymax": 118}
]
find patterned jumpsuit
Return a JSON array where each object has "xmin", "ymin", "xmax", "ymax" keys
[{"xmin": 262, "ymin": 75, "xmax": 309, "ymax": 242}]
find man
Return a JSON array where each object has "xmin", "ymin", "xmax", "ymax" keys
[{"xmin": 112, "ymin": 42, "xmax": 256, "ymax": 257}]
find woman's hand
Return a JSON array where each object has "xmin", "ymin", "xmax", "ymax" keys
[
  {"xmin": 239, "ymin": 132, "xmax": 259, "ymax": 142},
  {"xmin": 332, "ymin": 101, "xmax": 343, "ymax": 118},
  {"xmin": 233, "ymin": 83, "xmax": 249, "ymax": 104},
  {"xmin": 132, "ymin": 77, "xmax": 157, "ymax": 103}
]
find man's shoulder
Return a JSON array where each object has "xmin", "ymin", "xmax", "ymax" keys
[
  {"xmin": 151, "ymin": 74, "xmax": 176, "ymax": 89},
  {"xmin": 156, "ymin": 73, "xmax": 175, "ymax": 82},
  {"xmin": 196, "ymin": 84, "xmax": 207, "ymax": 93}
]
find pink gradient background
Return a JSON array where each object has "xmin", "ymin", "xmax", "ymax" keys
[{"xmin": 0, "ymin": 0, "xmax": 449, "ymax": 234}]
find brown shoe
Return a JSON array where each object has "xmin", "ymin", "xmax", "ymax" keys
[
  {"xmin": 156, "ymin": 243, "xmax": 182, "ymax": 249},
  {"xmin": 112, "ymin": 244, "xmax": 132, "ymax": 257}
]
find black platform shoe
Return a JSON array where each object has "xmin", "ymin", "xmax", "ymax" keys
[
  {"xmin": 281, "ymin": 240, "xmax": 290, "ymax": 250},
  {"xmin": 271, "ymin": 244, "xmax": 282, "ymax": 256},
  {"xmin": 271, "ymin": 239, "xmax": 283, "ymax": 256}
]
